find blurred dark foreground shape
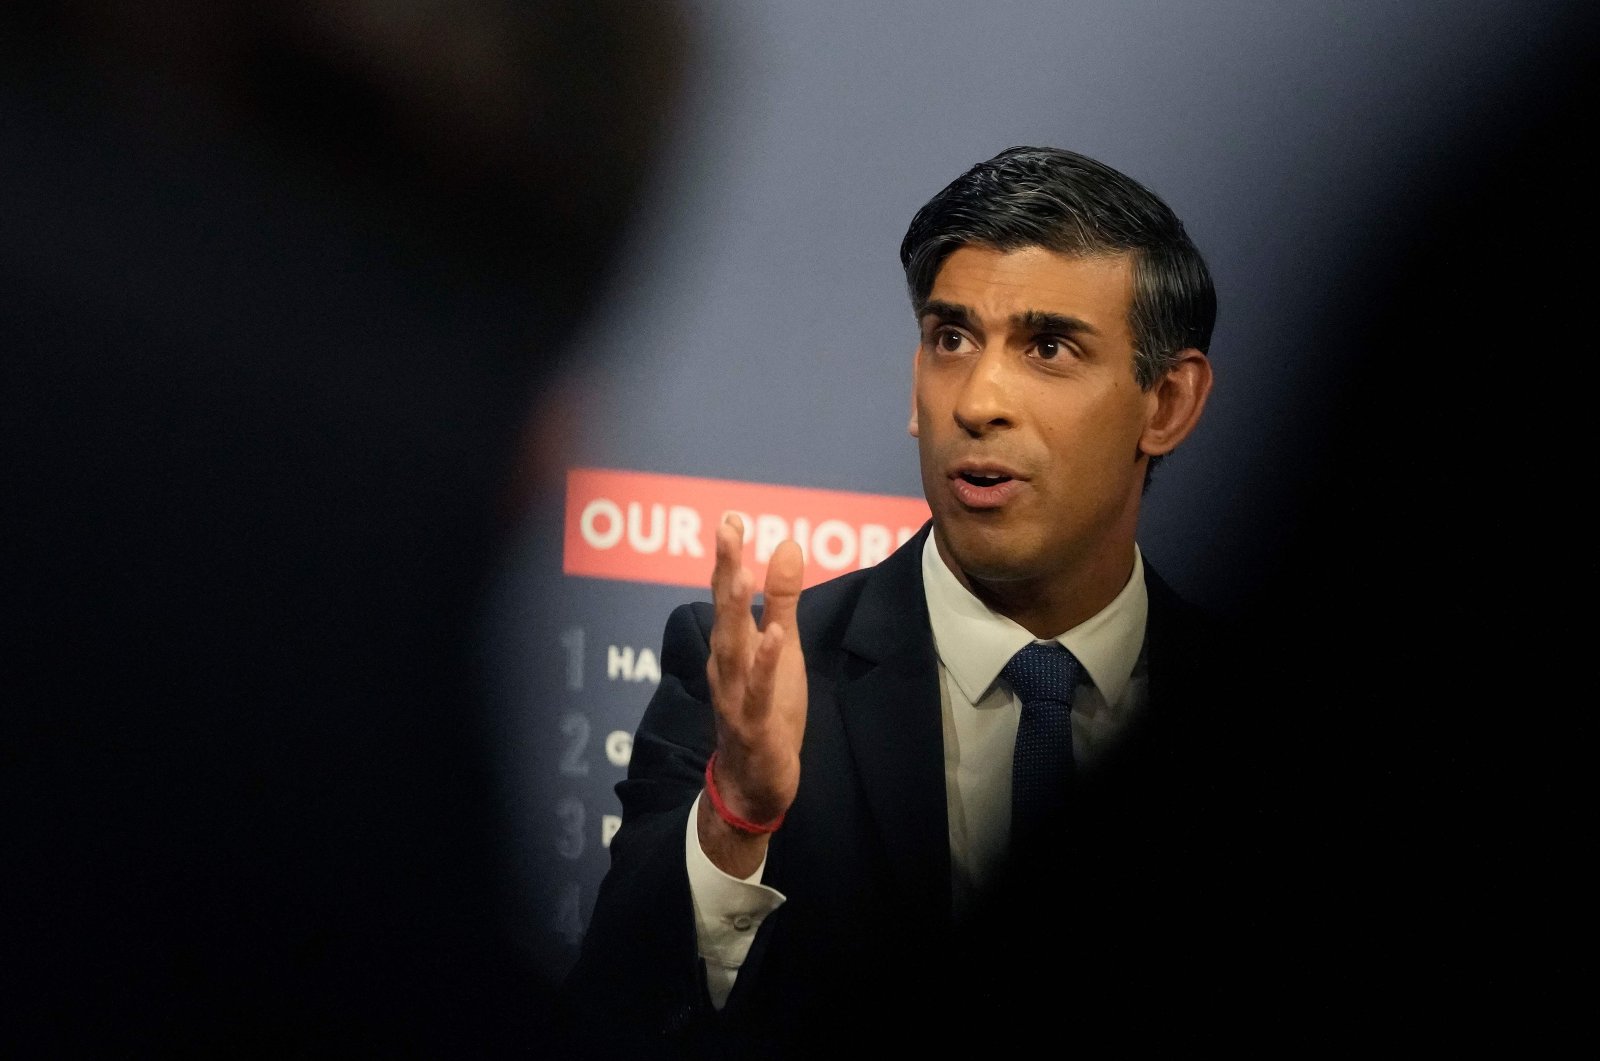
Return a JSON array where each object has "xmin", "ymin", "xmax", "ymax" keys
[{"xmin": 2, "ymin": 1, "xmax": 685, "ymax": 1053}]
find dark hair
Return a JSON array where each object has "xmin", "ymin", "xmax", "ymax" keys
[{"xmin": 899, "ymin": 146, "xmax": 1216, "ymax": 391}]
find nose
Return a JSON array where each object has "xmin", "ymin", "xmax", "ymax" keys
[{"xmin": 951, "ymin": 346, "xmax": 1016, "ymax": 437}]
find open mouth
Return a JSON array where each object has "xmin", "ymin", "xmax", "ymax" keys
[{"xmin": 950, "ymin": 469, "xmax": 1022, "ymax": 509}]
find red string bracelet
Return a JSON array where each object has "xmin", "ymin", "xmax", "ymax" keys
[{"xmin": 704, "ymin": 751, "xmax": 786, "ymax": 835}]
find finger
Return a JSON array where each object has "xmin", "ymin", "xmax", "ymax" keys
[
  {"xmin": 708, "ymin": 516, "xmax": 755, "ymax": 706},
  {"xmin": 708, "ymin": 565, "xmax": 754, "ymax": 692},
  {"xmin": 742, "ymin": 621, "xmax": 785, "ymax": 723},
  {"xmin": 710, "ymin": 514, "xmax": 746, "ymax": 613},
  {"xmin": 710, "ymin": 517, "xmax": 755, "ymax": 654},
  {"xmin": 758, "ymin": 539, "xmax": 805, "ymax": 634}
]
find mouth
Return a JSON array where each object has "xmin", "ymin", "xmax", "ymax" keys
[
  {"xmin": 947, "ymin": 464, "xmax": 1025, "ymax": 509},
  {"xmin": 957, "ymin": 471, "xmax": 1013, "ymax": 488}
]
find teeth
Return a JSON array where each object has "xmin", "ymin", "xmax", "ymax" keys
[{"xmin": 964, "ymin": 473, "xmax": 1006, "ymax": 485}]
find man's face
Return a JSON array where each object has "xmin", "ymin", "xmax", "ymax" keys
[{"xmin": 911, "ymin": 244, "xmax": 1158, "ymax": 613}]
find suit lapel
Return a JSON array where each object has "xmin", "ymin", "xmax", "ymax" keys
[{"xmin": 834, "ymin": 524, "xmax": 952, "ymax": 929}]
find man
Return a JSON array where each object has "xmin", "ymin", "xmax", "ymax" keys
[{"xmin": 561, "ymin": 147, "xmax": 1285, "ymax": 1057}]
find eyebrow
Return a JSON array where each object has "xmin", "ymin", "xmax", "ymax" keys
[
  {"xmin": 1016, "ymin": 309, "xmax": 1100, "ymax": 337},
  {"xmin": 917, "ymin": 299, "xmax": 1101, "ymax": 338},
  {"xmin": 916, "ymin": 299, "xmax": 974, "ymax": 330}
]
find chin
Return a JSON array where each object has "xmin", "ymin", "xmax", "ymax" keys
[{"xmin": 936, "ymin": 520, "xmax": 1040, "ymax": 585}]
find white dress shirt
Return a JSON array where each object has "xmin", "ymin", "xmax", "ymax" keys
[{"xmin": 685, "ymin": 535, "xmax": 1150, "ymax": 1007}]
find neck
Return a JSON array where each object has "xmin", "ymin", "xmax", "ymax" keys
[{"xmin": 935, "ymin": 532, "xmax": 1136, "ymax": 640}]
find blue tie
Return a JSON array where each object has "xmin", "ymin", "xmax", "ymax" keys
[{"xmin": 1003, "ymin": 641, "xmax": 1083, "ymax": 846}]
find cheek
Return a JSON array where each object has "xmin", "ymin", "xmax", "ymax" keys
[
  {"xmin": 1037, "ymin": 400, "xmax": 1142, "ymax": 477},
  {"xmin": 1078, "ymin": 387, "xmax": 1150, "ymax": 445},
  {"xmin": 913, "ymin": 386, "xmax": 951, "ymax": 438}
]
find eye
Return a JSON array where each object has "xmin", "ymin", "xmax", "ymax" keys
[
  {"xmin": 1030, "ymin": 334, "xmax": 1081, "ymax": 363},
  {"xmin": 1036, "ymin": 337, "xmax": 1065, "ymax": 360},
  {"xmin": 932, "ymin": 328, "xmax": 974, "ymax": 354}
]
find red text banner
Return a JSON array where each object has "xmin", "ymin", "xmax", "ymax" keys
[{"xmin": 563, "ymin": 468, "xmax": 932, "ymax": 590}]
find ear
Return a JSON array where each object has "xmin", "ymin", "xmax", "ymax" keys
[
  {"xmin": 1138, "ymin": 349, "xmax": 1212, "ymax": 457},
  {"xmin": 908, "ymin": 344, "xmax": 922, "ymax": 438}
]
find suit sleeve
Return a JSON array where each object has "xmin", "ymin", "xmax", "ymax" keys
[{"xmin": 555, "ymin": 601, "xmax": 726, "ymax": 1058}]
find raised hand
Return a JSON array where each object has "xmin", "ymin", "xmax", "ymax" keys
[{"xmin": 698, "ymin": 514, "xmax": 807, "ymax": 876}]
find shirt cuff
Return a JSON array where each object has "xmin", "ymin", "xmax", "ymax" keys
[{"xmin": 684, "ymin": 789, "xmax": 787, "ymax": 1009}]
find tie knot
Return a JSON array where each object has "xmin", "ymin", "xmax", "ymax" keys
[{"xmin": 1001, "ymin": 641, "xmax": 1082, "ymax": 707}]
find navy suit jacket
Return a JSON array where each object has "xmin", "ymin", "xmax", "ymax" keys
[{"xmin": 560, "ymin": 524, "xmax": 1289, "ymax": 1057}]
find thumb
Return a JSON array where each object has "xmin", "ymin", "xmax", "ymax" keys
[{"xmin": 758, "ymin": 539, "xmax": 805, "ymax": 632}]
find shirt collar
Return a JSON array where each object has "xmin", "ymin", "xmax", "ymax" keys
[{"xmin": 921, "ymin": 533, "xmax": 1148, "ymax": 709}]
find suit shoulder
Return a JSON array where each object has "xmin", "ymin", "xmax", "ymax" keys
[
  {"xmin": 795, "ymin": 563, "xmax": 873, "ymax": 618},
  {"xmin": 1142, "ymin": 561, "xmax": 1238, "ymax": 667}
]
